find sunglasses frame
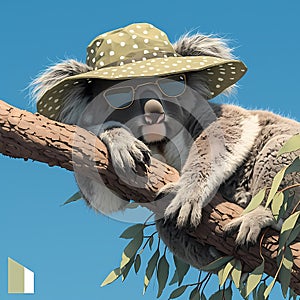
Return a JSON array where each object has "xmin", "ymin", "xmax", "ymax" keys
[{"xmin": 103, "ymin": 73, "xmax": 187, "ymax": 109}]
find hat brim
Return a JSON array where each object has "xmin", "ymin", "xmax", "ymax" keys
[{"xmin": 37, "ymin": 55, "xmax": 247, "ymax": 120}]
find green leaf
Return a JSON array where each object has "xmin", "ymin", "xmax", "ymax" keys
[
  {"xmin": 243, "ymin": 189, "xmax": 266, "ymax": 214},
  {"xmin": 169, "ymin": 286, "xmax": 187, "ymax": 299},
  {"xmin": 62, "ymin": 191, "xmax": 82, "ymax": 205},
  {"xmin": 157, "ymin": 255, "xmax": 169, "ymax": 298},
  {"xmin": 121, "ymin": 258, "xmax": 134, "ymax": 281},
  {"xmin": 289, "ymin": 288, "xmax": 298, "ymax": 300},
  {"xmin": 173, "ymin": 255, "xmax": 190, "ymax": 285},
  {"xmin": 279, "ymin": 247, "xmax": 293, "ymax": 297},
  {"xmin": 271, "ymin": 192, "xmax": 284, "ymax": 220},
  {"xmin": 286, "ymin": 157, "xmax": 300, "ymax": 174},
  {"xmin": 119, "ymin": 224, "xmax": 145, "ymax": 239},
  {"xmin": 200, "ymin": 293, "xmax": 207, "ymax": 300},
  {"xmin": 201, "ymin": 256, "xmax": 233, "ymax": 272},
  {"xmin": 209, "ymin": 290, "xmax": 223, "ymax": 300},
  {"xmin": 245, "ymin": 260, "xmax": 265, "ymax": 297},
  {"xmin": 149, "ymin": 235, "xmax": 154, "ymax": 250},
  {"xmin": 277, "ymin": 134, "xmax": 300, "ymax": 156},
  {"xmin": 189, "ymin": 287, "xmax": 200, "ymax": 300},
  {"xmin": 224, "ymin": 286, "xmax": 233, "ymax": 299},
  {"xmin": 120, "ymin": 232, "xmax": 143, "ymax": 268},
  {"xmin": 263, "ymin": 277, "xmax": 276, "ymax": 298},
  {"xmin": 144, "ymin": 249, "xmax": 160, "ymax": 294},
  {"xmin": 279, "ymin": 211, "xmax": 300, "ymax": 249},
  {"xmin": 169, "ymin": 271, "xmax": 179, "ymax": 286},
  {"xmin": 231, "ymin": 260, "xmax": 242, "ymax": 289},
  {"xmin": 134, "ymin": 254, "xmax": 141, "ymax": 274},
  {"xmin": 219, "ymin": 259, "xmax": 235, "ymax": 286},
  {"xmin": 265, "ymin": 167, "xmax": 287, "ymax": 207},
  {"xmin": 101, "ymin": 267, "xmax": 121, "ymax": 287},
  {"xmin": 286, "ymin": 223, "xmax": 300, "ymax": 246},
  {"xmin": 256, "ymin": 282, "xmax": 267, "ymax": 300}
]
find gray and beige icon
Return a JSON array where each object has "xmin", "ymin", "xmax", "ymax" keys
[{"xmin": 8, "ymin": 257, "xmax": 34, "ymax": 294}]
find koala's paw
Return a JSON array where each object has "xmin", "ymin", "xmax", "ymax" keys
[
  {"xmin": 223, "ymin": 207, "xmax": 274, "ymax": 246},
  {"xmin": 163, "ymin": 183, "xmax": 203, "ymax": 228},
  {"xmin": 101, "ymin": 128, "xmax": 151, "ymax": 177}
]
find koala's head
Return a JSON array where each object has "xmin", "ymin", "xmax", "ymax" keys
[
  {"xmin": 76, "ymin": 72, "xmax": 208, "ymax": 144},
  {"xmin": 32, "ymin": 25, "xmax": 245, "ymax": 144}
]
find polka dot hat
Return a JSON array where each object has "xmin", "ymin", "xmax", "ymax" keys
[{"xmin": 37, "ymin": 23, "xmax": 247, "ymax": 120}]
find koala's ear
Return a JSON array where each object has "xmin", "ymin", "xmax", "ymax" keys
[
  {"xmin": 31, "ymin": 59, "xmax": 93, "ymax": 124},
  {"xmin": 173, "ymin": 33, "xmax": 235, "ymax": 60},
  {"xmin": 31, "ymin": 59, "xmax": 92, "ymax": 103}
]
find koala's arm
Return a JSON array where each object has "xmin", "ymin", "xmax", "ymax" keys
[
  {"xmin": 87, "ymin": 122, "xmax": 151, "ymax": 176},
  {"xmin": 75, "ymin": 121, "xmax": 151, "ymax": 214},
  {"xmin": 164, "ymin": 113, "xmax": 261, "ymax": 227}
]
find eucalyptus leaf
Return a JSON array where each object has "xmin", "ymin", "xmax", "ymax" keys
[
  {"xmin": 169, "ymin": 270, "xmax": 179, "ymax": 286},
  {"xmin": 121, "ymin": 258, "xmax": 134, "ymax": 281},
  {"xmin": 143, "ymin": 249, "xmax": 160, "ymax": 294},
  {"xmin": 189, "ymin": 287, "xmax": 200, "ymax": 300},
  {"xmin": 134, "ymin": 254, "xmax": 141, "ymax": 274},
  {"xmin": 201, "ymin": 256, "xmax": 233, "ymax": 272},
  {"xmin": 243, "ymin": 189, "xmax": 266, "ymax": 214},
  {"xmin": 101, "ymin": 267, "xmax": 121, "ymax": 287},
  {"xmin": 119, "ymin": 223, "xmax": 145, "ymax": 239},
  {"xmin": 279, "ymin": 247, "xmax": 293, "ymax": 298},
  {"xmin": 245, "ymin": 260, "xmax": 264, "ymax": 297},
  {"xmin": 120, "ymin": 232, "xmax": 143, "ymax": 268},
  {"xmin": 286, "ymin": 223, "xmax": 300, "ymax": 246},
  {"xmin": 286, "ymin": 157, "xmax": 300, "ymax": 174},
  {"xmin": 265, "ymin": 167, "xmax": 287, "ymax": 207},
  {"xmin": 271, "ymin": 192, "xmax": 284, "ymax": 220},
  {"xmin": 62, "ymin": 191, "xmax": 82, "ymax": 205},
  {"xmin": 263, "ymin": 277, "xmax": 276, "ymax": 298},
  {"xmin": 279, "ymin": 211, "xmax": 300, "ymax": 249},
  {"xmin": 173, "ymin": 255, "xmax": 190, "ymax": 285},
  {"xmin": 277, "ymin": 134, "xmax": 300, "ymax": 156},
  {"xmin": 224, "ymin": 286, "xmax": 233, "ymax": 299},
  {"xmin": 209, "ymin": 289, "xmax": 223, "ymax": 300},
  {"xmin": 169, "ymin": 286, "xmax": 187, "ymax": 299},
  {"xmin": 256, "ymin": 282, "xmax": 266, "ymax": 300},
  {"xmin": 231, "ymin": 259, "xmax": 242, "ymax": 289},
  {"xmin": 219, "ymin": 259, "xmax": 235, "ymax": 286},
  {"xmin": 157, "ymin": 255, "xmax": 169, "ymax": 298},
  {"xmin": 149, "ymin": 235, "xmax": 154, "ymax": 250}
]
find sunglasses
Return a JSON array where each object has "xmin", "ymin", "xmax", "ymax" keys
[{"xmin": 103, "ymin": 74, "xmax": 186, "ymax": 109}]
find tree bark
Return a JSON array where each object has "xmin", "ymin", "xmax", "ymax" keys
[{"xmin": 0, "ymin": 99, "xmax": 299, "ymax": 294}]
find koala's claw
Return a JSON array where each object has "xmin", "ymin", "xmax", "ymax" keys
[
  {"xmin": 162, "ymin": 183, "xmax": 203, "ymax": 228},
  {"xmin": 100, "ymin": 128, "xmax": 151, "ymax": 179},
  {"xmin": 223, "ymin": 207, "xmax": 274, "ymax": 246},
  {"xmin": 223, "ymin": 217, "xmax": 262, "ymax": 246}
]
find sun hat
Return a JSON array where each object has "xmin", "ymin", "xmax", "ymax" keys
[{"xmin": 37, "ymin": 23, "xmax": 247, "ymax": 120}]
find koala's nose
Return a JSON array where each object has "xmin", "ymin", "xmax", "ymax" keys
[{"xmin": 144, "ymin": 99, "xmax": 165, "ymax": 125}]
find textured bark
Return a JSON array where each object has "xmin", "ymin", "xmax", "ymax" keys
[{"xmin": 0, "ymin": 99, "xmax": 299, "ymax": 294}]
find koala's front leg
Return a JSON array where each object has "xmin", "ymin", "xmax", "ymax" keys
[
  {"xmin": 89, "ymin": 123, "xmax": 151, "ymax": 179},
  {"xmin": 163, "ymin": 115, "xmax": 261, "ymax": 228}
]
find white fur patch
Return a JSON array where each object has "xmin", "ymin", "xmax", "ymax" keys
[{"xmin": 212, "ymin": 115, "xmax": 261, "ymax": 185}]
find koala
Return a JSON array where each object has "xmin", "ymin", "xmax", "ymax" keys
[{"xmin": 32, "ymin": 32, "xmax": 300, "ymax": 270}]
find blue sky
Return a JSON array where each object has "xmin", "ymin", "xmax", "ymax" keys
[{"xmin": 0, "ymin": 1, "xmax": 299, "ymax": 299}]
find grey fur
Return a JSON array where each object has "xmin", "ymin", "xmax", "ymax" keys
[
  {"xmin": 32, "ymin": 33, "xmax": 300, "ymax": 270},
  {"xmin": 173, "ymin": 33, "xmax": 235, "ymax": 60},
  {"xmin": 31, "ymin": 59, "xmax": 93, "ymax": 123}
]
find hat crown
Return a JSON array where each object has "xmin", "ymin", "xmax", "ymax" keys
[{"xmin": 86, "ymin": 23, "xmax": 178, "ymax": 70}]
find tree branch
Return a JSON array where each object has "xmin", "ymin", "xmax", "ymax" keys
[{"xmin": 0, "ymin": 99, "xmax": 299, "ymax": 294}]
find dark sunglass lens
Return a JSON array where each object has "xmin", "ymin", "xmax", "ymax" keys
[
  {"xmin": 105, "ymin": 87, "xmax": 133, "ymax": 108},
  {"xmin": 158, "ymin": 74, "xmax": 186, "ymax": 97}
]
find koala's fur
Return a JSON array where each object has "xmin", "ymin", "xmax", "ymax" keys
[{"xmin": 32, "ymin": 33, "xmax": 300, "ymax": 270}]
